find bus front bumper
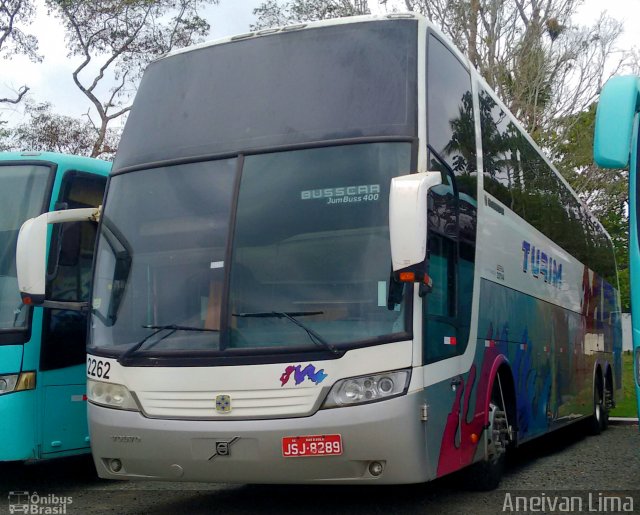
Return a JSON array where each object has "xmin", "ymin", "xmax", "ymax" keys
[{"xmin": 89, "ymin": 391, "xmax": 432, "ymax": 484}]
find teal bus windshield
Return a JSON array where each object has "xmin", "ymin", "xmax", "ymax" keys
[
  {"xmin": 593, "ymin": 75, "xmax": 640, "ymax": 423},
  {"xmin": 0, "ymin": 165, "xmax": 51, "ymax": 332},
  {"xmin": 0, "ymin": 152, "xmax": 109, "ymax": 462}
]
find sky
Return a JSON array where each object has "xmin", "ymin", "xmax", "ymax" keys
[{"xmin": 1, "ymin": 0, "xmax": 639, "ymax": 127}]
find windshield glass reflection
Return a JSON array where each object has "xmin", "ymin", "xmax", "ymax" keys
[
  {"xmin": 0, "ymin": 165, "xmax": 50, "ymax": 331},
  {"xmin": 91, "ymin": 143, "xmax": 412, "ymax": 357}
]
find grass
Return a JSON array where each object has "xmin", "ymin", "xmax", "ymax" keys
[{"xmin": 610, "ymin": 350, "xmax": 638, "ymax": 418}]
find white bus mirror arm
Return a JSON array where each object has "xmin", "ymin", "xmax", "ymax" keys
[
  {"xmin": 16, "ymin": 206, "xmax": 102, "ymax": 305},
  {"xmin": 46, "ymin": 206, "xmax": 101, "ymax": 224}
]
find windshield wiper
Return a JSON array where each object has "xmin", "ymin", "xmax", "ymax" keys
[
  {"xmin": 117, "ymin": 324, "xmax": 219, "ymax": 364},
  {"xmin": 142, "ymin": 324, "xmax": 220, "ymax": 332},
  {"xmin": 233, "ymin": 311, "xmax": 340, "ymax": 354}
]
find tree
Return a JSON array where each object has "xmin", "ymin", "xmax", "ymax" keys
[
  {"xmin": 251, "ymin": 0, "xmax": 369, "ymax": 30},
  {"xmin": 1, "ymin": 0, "xmax": 40, "ymax": 105},
  {"xmin": 402, "ymin": 1, "xmax": 629, "ymax": 142},
  {"xmin": 46, "ymin": 0, "xmax": 219, "ymax": 158},
  {"xmin": 0, "ymin": 120, "xmax": 11, "ymax": 150},
  {"xmin": 10, "ymin": 102, "xmax": 119, "ymax": 159}
]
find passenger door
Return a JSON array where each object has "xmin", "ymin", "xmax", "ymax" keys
[{"xmin": 39, "ymin": 170, "xmax": 106, "ymax": 455}]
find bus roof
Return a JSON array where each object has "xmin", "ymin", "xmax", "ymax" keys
[
  {"xmin": 0, "ymin": 151, "xmax": 111, "ymax": 176},
  {"xmin": 157, "ymin": 13, "xmax": 469, "ymax": 68}
]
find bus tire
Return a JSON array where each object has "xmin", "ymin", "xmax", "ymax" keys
[
  {"xmin": 465, "ymin": 382, "xmax": 510, "ymax": 491},
  {"xmin": 587, "ymin": 378, "xmax": 604, "ymax": 435},
  {"xmin": 466, "ymin": 409, "xmax": 506, "ymax": 490},
  {"xmin": 601, "ymin": 368, "xmax": 614, "ymax": 431}
]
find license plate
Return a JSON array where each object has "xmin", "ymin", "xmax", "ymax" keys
[{"xmin": 282, "ymin": 434, "xmax": 342, "ymax": 457}]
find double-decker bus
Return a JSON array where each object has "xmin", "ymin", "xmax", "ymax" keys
[
  {"xmin": 594, "ymin": 75, "xmax": 640, "ymax": 421},
  {"xmin": 16, "ymin": 15, "xmax": 621, "ymax": 487},
  {"xmin": 0, "ymin": 152, "xmax": 109, "ymax": 462}
]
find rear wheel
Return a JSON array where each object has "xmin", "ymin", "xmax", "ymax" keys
[
  {"xmin": 601, "ymin": 378, "xmax": 612, "ymax": 430},
  {"xmin": 588, "ymin": 381, "xmax": 605, "ymax": 435}
]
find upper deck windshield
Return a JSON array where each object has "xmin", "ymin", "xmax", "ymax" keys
[
  {"xmin": 115, "ymin": 20, "xmax": 417, "ymax": 169},
  {"xmin": 90, "ymin": 143, "xmax": 412, "ymax": 359},
  {"xmin": 0, "ymin": 164, "xmax": 51, "ymax": 334}
]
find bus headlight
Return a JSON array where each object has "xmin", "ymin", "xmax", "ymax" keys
[
  {"xmin": 322, "ymin": 369, "xmax": 411, "ymax": 409},
  {"xmin": 87, "ymin": 379, "xmax": 139, "ymax": 411},
  {"xmin": 0, "ymin": 372, "xmax": 36, "ymax": 395}
]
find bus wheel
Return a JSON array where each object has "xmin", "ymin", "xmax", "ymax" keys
[
  {"xmin": 601, "ymin": 385, "xmax": 613, "ymax": 431},
  {"xmin": 466, "ymin": 393, "xmax": 510, "ymax": 490},
  {"xmin": 602, "ymin": 372, "xmax": 614, "ymax": 430},
  {"xmin": 587, "ymin": 382, "xmax": 604, "ymax": 435}
]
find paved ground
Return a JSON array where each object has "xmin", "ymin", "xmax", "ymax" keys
[{"xmin": 2, "ymin": 421, "xmax": 638, "ymax": 514}]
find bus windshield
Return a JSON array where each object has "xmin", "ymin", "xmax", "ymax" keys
[
  {"xmin": 0, "ymin": 164, "xmax": 51, "ymax": 333},
  {"xmin": 90, "ymin": 142, "xmax": 412, "ymax": 357},
  {"xmin": 114, "ymin": 20, "xmax": 417, "ymax": 169}
]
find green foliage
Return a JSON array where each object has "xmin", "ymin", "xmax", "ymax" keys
[{"xmin": 609, "ymin": 351, "xmax": 637, "ymax": 418}]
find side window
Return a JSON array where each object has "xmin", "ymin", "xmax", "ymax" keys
[
  {"xmin": 424, "ymin": 212, "xmax": 458, "ymax": 364},
  {"xmin": 518, "ymin": 136, "xmax": 558, "ymax": 239},
  {"xmin": 479, "ymin": 90, "xmax": 522, "ymax": 210},
  {"xmin": 424, "ymin": 35, "xmax": 477, "ymax": 364},
  {"xmin": 41, "ymin": 171, "xmax": 107, "ymax": 371},
  {"xmin": 427, "ymin": 34, "xmax": 477, "ymax": 200},
  {"xmin": 481, "ymin": 89, "xmax": 618, "ymax": 283},
  {"xmin": 427, "ymin": 183, "xmax": 458, "ymax": 319},
  {"xmin": 481, "ymin": 88, "xmax": 602, "ymax": 274}
]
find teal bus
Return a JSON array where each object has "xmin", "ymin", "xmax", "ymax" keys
[
  {"xmin": 0, "ymin": 152, "xmax": 109, "ymax": 462},
  {"xmin": 594, "ymin": 75, "xmax": 640, "ymax": 422}
]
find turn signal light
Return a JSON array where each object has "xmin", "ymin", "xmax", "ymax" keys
[
  {"xmin": 16, "ymin": 372, "xmax": 36, "ymax": 391},
  {"xmin": 396, "ymin": 271, "xmax": 432, "ymax": 286},
  {"xmin": 398, "ymin": 272, "xmax": 415, "ymax": 282}
]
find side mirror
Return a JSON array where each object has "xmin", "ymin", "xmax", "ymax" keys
[
  {"xmin": 389, "ymin": 171, "xmax": 443, "ymax": 271},
  {"xmin": 387, "ymin": 171, "xmax": 443, "ymax": 306},
  {"xmin": 16, "ymin": 207, "xmax": 100, "ymax": 307},
  {"xmin": 594, "ymin": 75, "xmax": 640, "ymax": 169}
]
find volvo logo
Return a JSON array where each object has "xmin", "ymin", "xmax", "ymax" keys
[
  {"xmin": 215, "ymin": 394, "xmax": 232, "ymax": 413},
  {"xmin": 208, "ymin": 437, "xmax": 240, "ymax": 460}
]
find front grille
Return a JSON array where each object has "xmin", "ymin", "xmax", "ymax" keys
[{"xmin": 136, "ymin": 387, "xmax": 322, "ymax": 419}]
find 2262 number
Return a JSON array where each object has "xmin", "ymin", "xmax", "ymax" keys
[{"xmin": 87, "ymin": 357, "xmax": 111, "ymax": 379}]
